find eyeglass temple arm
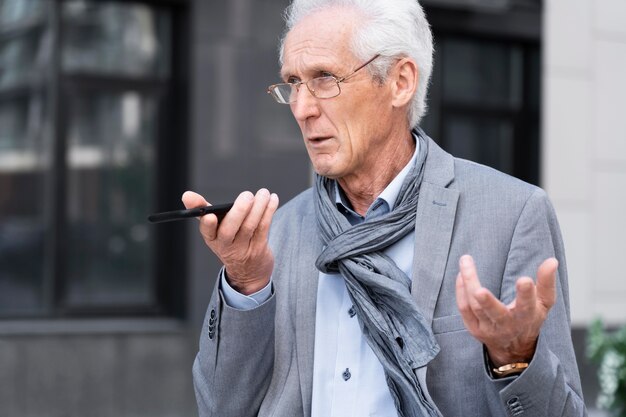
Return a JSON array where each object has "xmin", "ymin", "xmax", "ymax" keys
[{"xmin": 338, "ymin": 54, "xmax": 381, "ymax": 82}]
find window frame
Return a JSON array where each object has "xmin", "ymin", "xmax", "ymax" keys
[
  {"xmin": 0, "ymin": 0, "xmax": 190, "ymax": 319},
  {"xmin": 423, "ymin": 3, "xmax": 542, "ymax": 186}
]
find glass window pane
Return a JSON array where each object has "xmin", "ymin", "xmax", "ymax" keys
[
  {"xmin": 0, "ymin": 94, "xmax": 46, "ymax": 148},
  {"xmin": 0, "ymin": 0, "xmax": 47, "ymax": 26},
  {"xmin": 0, "ymin": 99, "xmax": 27, "ymax": 149},
  {"xmin": 527, "ymin": 47, "xmax": 541, "ymax": 111},
  {"xmin": 442, "ymin": 39, "xmax": 523, "ymax": 108},
  {"xmin": 0, "ymin": 0, "xmax": 51, "ymax": 316},
  {"xmin": 443, "ymin": 115, "xmax": 515, "ymax": 175},
  {"xmin": 0, "ymin": 96, "xmax": 50, "ymax": 316},
  {"xmin": 0, "ymin": 174, "xmax": 47, "ymax": 315},
  {"xmin": 0, "ymin": 1, "xmax": 50, "ymax": 91},
  {"xmin": 64, "ymin": 91, "xmax": 157, "ymax": 308},
  {"xmin": 61, "ymin": 1, "xmax": 171, "ymax": 78}
]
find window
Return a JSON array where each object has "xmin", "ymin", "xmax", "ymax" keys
[
  {"xmin": 422, "ymin": 3, "xmax": 541, "ymax": 186},
  {"xmin": 0, "ymin": 0, "xmax": 187, "ymax": 318}
]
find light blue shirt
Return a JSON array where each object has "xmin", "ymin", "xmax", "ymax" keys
[{"xmin": 221, "ymin": 140, "xmax": 419, "ymax": 417}]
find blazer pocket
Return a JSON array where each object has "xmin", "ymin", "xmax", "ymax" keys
[{"xmin": 432, "ymin": 314, "xmax": 466, "ymax": 334}]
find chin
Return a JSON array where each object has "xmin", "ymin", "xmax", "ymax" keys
[
  {"xmin": 312, "ymin": 166, "xmax": 340, "ymax": 180},
  {"xmin": 309, "ymin": 152, "xmax": 350, "ymax": 179}
]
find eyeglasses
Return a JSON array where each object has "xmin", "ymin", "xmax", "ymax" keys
[{"xmin": 267, "ymin": 55, "xmax": 380, "ymax": 104}]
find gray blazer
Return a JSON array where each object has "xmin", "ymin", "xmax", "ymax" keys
[{"xmin": 193, "ymin": 139, "xmax": 587, "ymax": 417}]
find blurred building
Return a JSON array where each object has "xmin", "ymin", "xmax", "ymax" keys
[
  {"xmin": 543, "ymin": 0, "xmax": 626, "ymax": 411},
  {"xmin": 0, "ymin": 0, "xmax": 622, "ymax": 415}
]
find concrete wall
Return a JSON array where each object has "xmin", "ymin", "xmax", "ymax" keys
[
  {"xmin": 0, "ymin": 320, "xmax": 197, "ymax": 417},
  {"xmin": 543, "ymin": 0, "xmax": 626, "ymax": 327}
]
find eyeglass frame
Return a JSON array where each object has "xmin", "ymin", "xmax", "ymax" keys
[{"xmin": 266, "ymin": 54, "xmax": 381, "ymax": 104}]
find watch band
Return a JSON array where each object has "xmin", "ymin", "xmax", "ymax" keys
[
  {"xmin": 483, "ymin": 346, "xmax": 530, "ymax": 379},
  {"xmin": 491, "ymin": 362, "xmax": 529, "ymax": 378}
]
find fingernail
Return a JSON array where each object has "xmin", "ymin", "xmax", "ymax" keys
[{"xmin": 460, "ymin": 255, "xmax": 472, "ymax": 267}]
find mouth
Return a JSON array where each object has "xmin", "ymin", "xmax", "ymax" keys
[{"xmin": 307, "ymin": 136, "xmax": 333, "ymax": 143}]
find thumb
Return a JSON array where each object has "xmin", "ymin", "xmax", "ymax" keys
[{"xmin": 182, "ymin": 190, "xmax": 209, "ymax": 209}]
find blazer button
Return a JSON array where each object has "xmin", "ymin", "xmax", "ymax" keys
[
  {"xmin": 208, "ymin": 308, "xmax": 218, "ymax": 340},
  {"xmin": 208, "ymin": 309, "xmax": 217, "ymax": 327},
  {"xmin": 506, "ymin": 396, "xmax": 524, "ymax": 415}
]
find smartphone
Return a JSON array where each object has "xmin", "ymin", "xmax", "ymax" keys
[{"xmin": 148, "ymin": 202, "xmax": 234, "ymax": 224}]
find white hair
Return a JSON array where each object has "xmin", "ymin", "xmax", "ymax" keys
[{"xmin": 278, "ymin": 0, "xmax": 434, "ymax": 128}]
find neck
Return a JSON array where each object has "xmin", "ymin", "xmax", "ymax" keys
[{"xmin": 337, "ymin": 130, "xmax": 415, "ymax": 216}]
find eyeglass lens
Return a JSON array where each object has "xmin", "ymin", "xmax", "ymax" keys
[{"xmin": 271, "ymin": 76, "xmax": 340, "ymax": 104}]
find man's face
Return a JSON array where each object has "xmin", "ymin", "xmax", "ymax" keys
[{"xmin": 281, "ymin": 8, "xmax": 396, "ymax": 180}]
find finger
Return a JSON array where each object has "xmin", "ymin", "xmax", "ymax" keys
[
  {"xmin": 536, "ymin": 257, "xmax": 558, "ymax": 310},
  {"xmin": 455, "ymin": 273, "xmax": 479, "ymax": 329},
  {"xmin": 458, "ymin": 255, "xmax": 491, "ymax": 322},
  {"xmin": 251, "ymin": 192, "xmax": 280, "ymax": 246},
  {"xmin": 236, "ymin": 189, "xmax": 271, "ymax": 241},
  {"xmin": 459, "ymin": 255, "xmax": 482, "ymax": 294},
  {"xmin": 181, "ymin": 191, "xmax": 218, "ymax": 240},
  {"xmin": 474, "ymin": 288, "xmax": 510, "ymax": 324},
  {"xmin": 217, "ymin": 191, "xmax": 255, "ymax": 242},
  {"xmin": 181, "ymin": 190, "xmax": 209, "ymax": 209},
  {"xmin": 199, "ymin": 211, "xmax": 219, "ymax": 241},
  {"xmin": 512, "ymin": 277, "xmax": 537, "ymax": 319}
]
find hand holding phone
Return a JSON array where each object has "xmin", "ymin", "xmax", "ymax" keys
[
  {"xmin": 179, "ymin": 189, "xmax": 279, "ymax": 295},
  {"xmin": 148, "ymin": 202, "xmax": 234, "ymax": 223}
]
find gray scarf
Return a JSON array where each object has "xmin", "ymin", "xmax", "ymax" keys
[{"xmin": 314, "ymin": 130, "xmax": 440, "ymax": 417}]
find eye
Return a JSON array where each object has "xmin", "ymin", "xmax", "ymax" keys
[
  {"xmin": 320, "ymin": 71, "xmax": 336, "ymax": 78},
  {"xmin": 287, "ymin": 76, "xmax": 300, "ymax": 84}
]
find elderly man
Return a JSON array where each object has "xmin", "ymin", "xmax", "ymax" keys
[{"xmin": 185, "ymin": 0, "xmax": 586, "ymax": 416}]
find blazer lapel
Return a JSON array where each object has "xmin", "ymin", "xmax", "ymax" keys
[
  {"xmin": 411, "ymin": 139, "xmax": 459, "ymax": 324},
  {"xmin": 295, "ymin": 213, "xmax": 321, "ymax": 417}
]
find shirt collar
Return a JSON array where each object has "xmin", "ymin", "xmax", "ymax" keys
[{"xmin": 334, "ymin": 133, "xmax": 419, "ymax": 220}]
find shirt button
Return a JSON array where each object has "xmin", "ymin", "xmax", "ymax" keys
[
  {"xmin": 342, "ymin": 368, "xmax": 351, "ymax": 381},
  {"xmin": 348, "ymin": 306, "xmax": 356, "ymax": 318}
]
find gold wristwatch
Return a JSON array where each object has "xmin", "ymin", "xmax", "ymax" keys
[
  {"xmin": 491, "ymin": 362, "xmax": 529, "ymax": 378},
  {"xmin": 484, "ymin": 346, "xmax": 530, "ymax": 378}
]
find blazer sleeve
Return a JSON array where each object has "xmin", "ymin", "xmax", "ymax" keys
[
  {"xmin": 193, "ymin": 277, "xmax": 276, "ymax": 417},
  {"xmin": 484, "ymin": 188, "xmax": 587, "ymax": 416}
]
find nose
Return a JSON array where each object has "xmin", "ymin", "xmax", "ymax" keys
[{"xmin": 290, "ymin": 84, "xmax": 321, "ymax": 121}]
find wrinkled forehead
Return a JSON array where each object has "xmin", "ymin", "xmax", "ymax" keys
[{"xmin": 281, "ymin": 7, "xmax": 359, "ymax": 76}]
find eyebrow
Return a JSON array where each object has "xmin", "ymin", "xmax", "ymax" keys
[
  {"xmin": 279, "ymin": 63, "xmax": 340, "ymax": 82},
  {"xmin": 279, "ymin": 69, "xmax": 292, "ymax": 81}
]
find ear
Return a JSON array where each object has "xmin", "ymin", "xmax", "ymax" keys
[{"xmin": 389, "ymin": 58, "xmax": 419, "ymax": 109}]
